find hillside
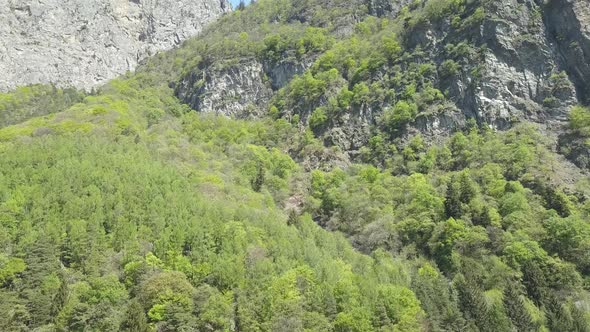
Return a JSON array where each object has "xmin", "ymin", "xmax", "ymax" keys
[{"xmin": 0, "ymin": 0, "xmax": 589, "ymax": 331}]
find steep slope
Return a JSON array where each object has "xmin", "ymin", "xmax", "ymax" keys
[
  {"xmin": 0, "ymin": 75, "xmax": 427, "ymax": 332},
  {"xmin": 0, "ymin": 0, "xmax": 589, "ymax": 331},
  {"xmin": 0, "ymin": 0, "xmax": 231, "ymax": 91},
  {"xmin": 172, "ymin": 0, "xmax": 590, "ymax": 165},
  {"xmin": 545, "ymin": 0, "xmax": 590, "ymax": 104}
]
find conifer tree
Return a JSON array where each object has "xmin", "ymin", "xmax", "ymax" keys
[
  {"xmin": 521, "ymin": 261, "xmax": 547, "ymax": 306},
  {"xmin": 454, "ymin": 274, "xmax": 491, "ymax": 332},
  {"xmin": 120, "ymin": 300, "xmax": 148, "ymax": 332},
  {"xmin": 545, "ymin": 295, "xmax": 574, "ymax": 332},
  {"xmin": 503, "ymin": 284, "xmax": 535, "ymax": 332},
  {"xmin": 570, "ymin": 303, "xmax": 590, "ymax": 332},
  {"xmin": 287, "ymin": 209, "xmax": 299, "ymax": 227},
  {"xmin": 251, "ymin": 162, "xmax": 265, "ymax": 192},
  {"xmin": 51, "ymin": 272, "xmax": 69, "ymax": 319}
]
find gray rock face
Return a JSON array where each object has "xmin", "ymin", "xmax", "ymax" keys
[
  {"xmin": 367, "ymin": 0, "xmax": 414, "ymax": 18},
  {"xmin": 466, "ymin": 0, "xmax": 576, "ymax": 129},
  {"xmin": 172, "ymin": 0, "xmax": 589, "ymax": 166},
  {"xmin": 176, "ymin": 56, "xmax": 316, "ymax": 117},
  {"xmin": 388, "ymin": 0, "xmax": 588, "ymax": 144},
  {"xmin": 177, "ymin": 59, "xmax": 273, "ymax": 117},
  {"xmin": 264, "ymin": 57, "xmax": 316, "ymax": 90},
  {"xmin": 410, "ymin": 0, "xmax": 579, "ymax": 134},
  {"xmin": 0, "ymin": 0, "xmax": 230, "ymax": 91},
  {"xmin": 318, "ymin": 0, "xmax": 590, "ymax": 158},
  {"xmin": 544, "ymin": 0, "xmax": 590, "ymax": 104}
]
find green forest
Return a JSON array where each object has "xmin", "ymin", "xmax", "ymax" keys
[{"xmin": 1, "ymin": 0, "xmax": 589, "ymax": 331}]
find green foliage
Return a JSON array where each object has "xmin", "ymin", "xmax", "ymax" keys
[
  {"xmin": 0, "ymin": 80, "xmax": 423, "ymax": 330},
  {"xmin": 306, "ymin": 124, "xmax": 590, "ymax": 331},
  {"xmin": 412, "ymin": 263, "xmax": 466, "ymax": 331},
  {"xmin": 120, "ymin": 300, "xmax": 149, "ymax": 332},
  {"xmin": 0, "ymin": 84, "xmax": 85, "ymax": 127},
  {"xmin": 0, "ymin": 0, "xmax": 589, "ymax": 330},
  {"xmin": 0, "ymin": 255, "xmax": 26, "ymax": 286},
  {"xmin": 453, "ymin": 273, "xmax": 492, "ymax": 331},
  {"xmin": 439, "ymin": 59, "xmax": 461, "ymax": 78},
  {"xmin": 309, "ymin": 107, "xmax": 329, "ymax": 130},
  {"xmin": 424, "ymin": 0, "xmax": 466, "ymax": 22},
  {"xmin": 381, "ymin": 100, "xmax": 418, "ymax": 132},
  {"xmin": 262, "ymin": 26, "xmax": 332, "ymax": 62},
  {"xmin": 570, "ymin": 105, "xmax": 590, "ymax": 135},
  {"xmin": 503, "ymin": 283, "xmax": 536, "ymax": 332}
]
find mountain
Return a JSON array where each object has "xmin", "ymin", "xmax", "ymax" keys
[
  {"xmin": 173, "ymin": 0, "xmax": 590, "ymax": 165},
  {"xmin": 0, "ymin": 0, "xmax": 231, "ymax": 91},
  {"xmin": 0, "ymin": 0, "xmax": 589, "ymax": 331}
]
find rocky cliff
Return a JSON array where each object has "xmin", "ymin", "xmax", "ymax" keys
[
  {"xmin": 176, "ymin": 56, "xmax": 316, "ymax": 117},
  {"xmin": 171, "ymin": 0, "xmax": 590, "ymax": 167},
  {"xmin": 0, "ymin": 0, "xmax": 230, "ymax": 91}
]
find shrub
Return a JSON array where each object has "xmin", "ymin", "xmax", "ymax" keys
[
  {"xmin": 570, "ymin": 106, "xmax": 590, "ymax": 134},
  {"xmin": 439, "ymin": 59, "xmax": 461, "ymax": 78},
  {"xmin": 382, "ymin": 100, "xmax": 418, "ymax": 131},
  {"xmin": 309, "ymin": 107, "xmax": 328, "ymax": 130}
]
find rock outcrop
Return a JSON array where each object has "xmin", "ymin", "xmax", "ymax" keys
[
  {"xmin": 0, "ymin": 0, "xmax": 230, "ymax": 91},
  {"xmin": 176, "ymin": 56, "xmax": 316, "ymax": 117},
  {"xmin": 324, "ymin": 0, "xmax": 590, "ymax": 155},
  {"xmin": 176, "ymin": 59, "xmax": 273, "ymax": 117},
  {"xmin": 164, "ymin": 0, "xmax": 590, "ymax": 169},
  {"xmin": 407, "ymin": 0, "xmax": 582, "ymax": 135},
  {"xmin": 544, "ymin": 0, "xmax": 590, "ymax": 104}
]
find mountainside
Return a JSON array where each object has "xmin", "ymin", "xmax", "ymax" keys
[
  {"xmin": 0, "ymin": 0, "xmax": 231, "ymax": 91},
  {"xmin": 0, "ymin": 0, "xmax": 590, "ymax": 331},
  {"xmin": 173, "ymin": 0, "xmax": 590, "ymax": 163}
]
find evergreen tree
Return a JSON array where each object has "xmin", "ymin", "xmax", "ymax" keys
[
  {"xmin": 51, "ymin": 272, "xmax": 69, "ymax": 319},
  {"xmin": 412, "ymin": 264, "xmax": 466, "ymax": 331},
  {"xmin": 458, "ymin": 171, "xmax": 477, "ymax": 204},
  {"xmin": 251, "ymin": 161, "xmax": 265, "ymax": 192},
  {"xmin": 503, "ymin": 284, "xmax": 535, "ymax": 332},
  {"xmin": 487, "ymin": 300, "xmax": 513, "ymax": 332},
  {"xmin": 374, "ymin": 300, "xmax": 391, "ymax": 329},
  {"xmin": 571, "ymin": 303, "xmax": 590, "ymax": 332},
  {"xmin": 287, "ymin": 209, "xmax": 299, "ymax": 227},
  {"xmin": 545, "ymin": 295, "xmax": 574, "ymax": 332},
  {"xmin": 21, "ymin": 235, "xmax": 60, "ymax": 328},
  {"xmin": 445, "ymin": 178, "xmax": 462, "ymax": 219},
  {"xmin": 120, "ymin": 300, "xmax": 148, "ymax": 332},
  {"xmin": 521, "ymin": 261, "xmax": 547, "ymax": 306},
  {"xmin": 454, "ymin": 274, "xmax": 491, "ymax": 332}
]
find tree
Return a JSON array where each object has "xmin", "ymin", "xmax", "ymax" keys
[
  {"xmin": 120, "ymin": 300, "xmax": 149, "ymax": 332},
  {"xmin": 445, "ymin": 177, "xmax": 463, "ymax": 218},
  {"xmin": 545, "ymin": 295, "xmax": 575, "ymax": 332},
  {"xmin": 449, "ymin": 132, "xmax": 471, "ymax": 169},
  {"xmin": 570, "ymin": 303, "xmax": 590, "ymax": 332},
  {"xmin": 251, "ymin": 161, "xmax": 265, "ymax": 192},
  {"xmin": 521, "ymin": 261, "xmax": 547, "ymax": 306},
  {"xmin": 503, "ymin": 284, "xmax": 535, "ymax": 332},
  {"xmin": 51, "ymin": 272, "xmax": 69, "ymax": 319},
  {"xmin": 412, "ymin": 263, "xmax": 466, "ymax": 331},
  {"xmin": 381, "ymin": 100, "xmax": 418, "ymax": 132},
  {"xmin": 21, "ymin": 235, "xmax": 60, "ymax": 328},
  {"xmin": 287, "ymin": 209, "xmax": 300, "ymax": 227},
  {"xmin": 454, "ymin": 274, "xmax": 491, "ymax": 331}
]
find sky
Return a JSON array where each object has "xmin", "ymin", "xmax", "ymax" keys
[{"xmin": 230, "ymin": 0, "xmax": 251, "ymax": 7}]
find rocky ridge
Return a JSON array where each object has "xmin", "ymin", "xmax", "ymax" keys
[
  {"xmin": 172, "ymin": 0, "xmax": 590, "ymax": 166},
  {"xmin": 0, "ymin": 0, "xmax": 230, "ymax": 91},
  {"xmin": 176, "ymin": 56, "xmax": 316, "ymax": 117}
]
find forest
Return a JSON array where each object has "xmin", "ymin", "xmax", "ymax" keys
[{"xmin": 0, "ymin": 0, "xmax": 589, "ymax": 331}]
